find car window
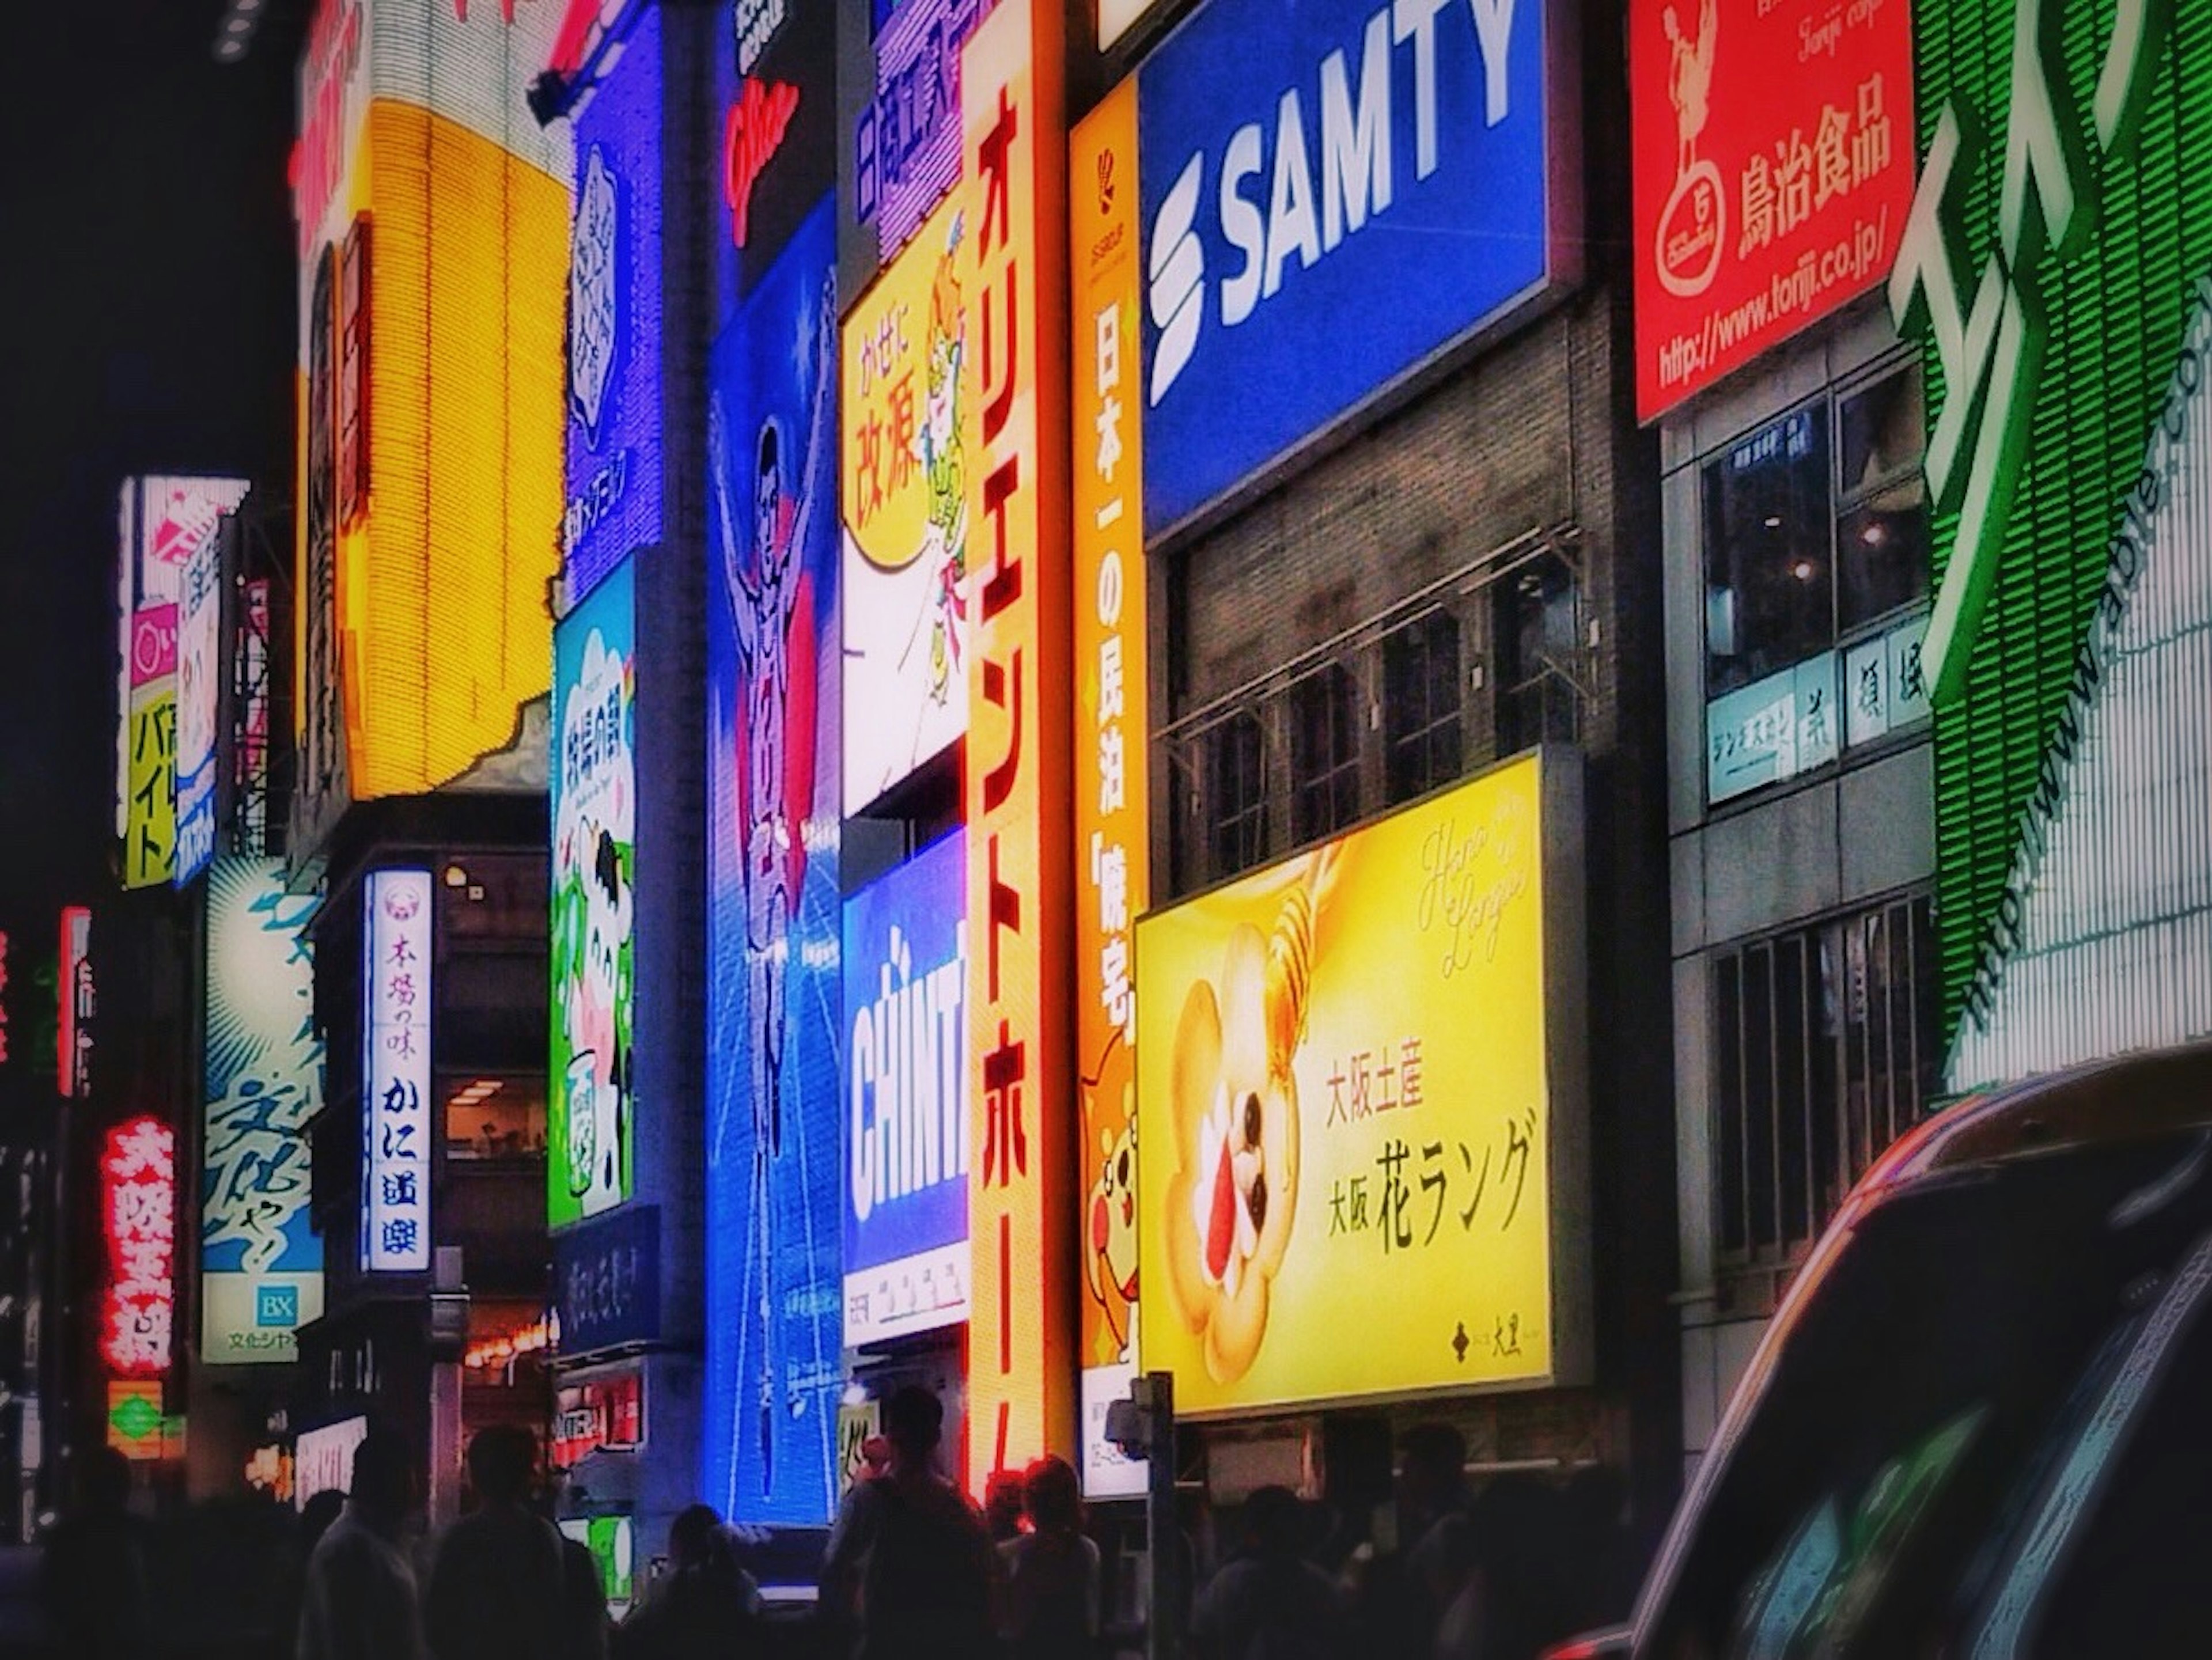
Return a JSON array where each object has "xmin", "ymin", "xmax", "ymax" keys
[{"xmin": 1645, "ymin": 1131, "xmax": 2212, "ymax": 1660}]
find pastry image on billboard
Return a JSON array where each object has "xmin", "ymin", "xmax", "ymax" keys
[
  {"xmin": 1084, "ymin": 1089, "xmax": 1138, "ymax": 1354},
  {"xmin": 1161, "ymin": 859, "xmax": 1327, "ymax": 1383}
]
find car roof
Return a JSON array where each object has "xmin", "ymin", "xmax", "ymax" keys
[
  {"xmin": 1633, "ymin": 1040, "xmax": 2212, "ymax": 1650},
  {"xmin": 1860, "ymin": 1040, "xmax": 2212, "ymax": 1200}
]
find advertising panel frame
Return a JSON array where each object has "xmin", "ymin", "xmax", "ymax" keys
[
  {"xmin": 551, "ymin": 556, "xmax": 638, "ymax": 1227},
  {"xmin": 1132, "ymin": 0, "xmax": 1584, "ymax": 547},
  {"xmin": 1133, "ymin": 748, "xmax": 1589, "ymax": 1421},
  {"xmin": 840, "ymin": 828, "xmax": 972, "ymax": 1348},
  {"xmin": 700, "ymin": 193, "xmax": 846, "ymax": 1529}
]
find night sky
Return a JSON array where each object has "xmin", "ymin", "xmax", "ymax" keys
[{"xmin": 0, "ymin": 0, "xmax": 302, "ymax": 922}]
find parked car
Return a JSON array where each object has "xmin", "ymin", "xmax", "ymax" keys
[{"xmin": 1548, "ymin": 1043, "xmax": 2212, "ymax": 1659}]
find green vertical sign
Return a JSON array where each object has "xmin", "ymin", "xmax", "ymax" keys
[{"xmin": 1895, "ymin": 0, "xmax": 2212, "ymax": 1048}]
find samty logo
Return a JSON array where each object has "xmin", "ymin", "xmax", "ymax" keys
[
  {"xmin": 1145, "ymin": 0, "xmax": 1520, "ymax": 408},
  {"xmin": 1097, "ymin": 145, "xmax": 1118, "ymax": 218},
  {"xmin": 725, "ymin": 76, "xmax": 801, "ymax": 248}
]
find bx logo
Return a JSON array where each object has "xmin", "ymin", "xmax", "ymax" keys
[{"xmin": 257, "ymin": 1285, "xmax": 301, "ymax": 1329}]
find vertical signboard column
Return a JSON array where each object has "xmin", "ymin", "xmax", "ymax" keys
[
  {"xmin": 1070, "ymin": 82, "xmax": 1148, "ymax": 1500},
  {"xmin": 962, "ymin": 0, "xmax": 1071, "ymax": 1488},
  {"xmin": 362, "ymin": 870, "xmax": 433, "ymax": 1272},
  {"xmin": 551, "ymin": 562, "xmax": 638, "ymax": 1226},
  {"xmin": 202, "ymin": 859, "xmax": 325, "ymax": 1361}
]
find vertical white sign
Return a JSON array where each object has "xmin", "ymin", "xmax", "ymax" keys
[{"xmin": 362, "ymin": 869, "xmax": 433, "ymax": 1271}]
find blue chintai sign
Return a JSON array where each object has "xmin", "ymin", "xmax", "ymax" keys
[
  {"xmin": 840, "ymin": 828, "xmax": 969, "ymax": 1348},
  {"xmin": 1138, "ymin": 0, "xmax": 1574, "ymax": 539}
]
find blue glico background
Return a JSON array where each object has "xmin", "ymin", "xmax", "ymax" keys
[
  {"xmin": 701, "ymin": 194, "xmax": 844, "ymax": 1529},
  {"xmin": 563, "ymin": 4, "xmax": 665, "ymax": 608},
  {"xmin": 840, "ymin": 827, "xmax": 968, "ymax": 1343},
  {"xmin": 1137, "ymin": 0, "xmax": 1558, "ymax": 537}
]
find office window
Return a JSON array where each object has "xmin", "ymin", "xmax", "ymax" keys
[
  {"xmin": 1209, "ymin": 711, "xmax": 1267, "ymax": 880},
  {"xmin": 1704, "ymin": 405, "xmax": 1832, "ymax": 698},
  {"xmin": 1384, "ymin": 610, "xmax": 1464, "ymax": 804},
  {"xmin": 1702, "ymin": 366, "xmax": 1932, "ymax": 806},
  {"xmin": 1712, "ymin": 895, "xmax": 1938, "ymax": 1272},
  {"xmin": 1289, "ymin": 662, "xmax": 1360, "ymax": 845}
]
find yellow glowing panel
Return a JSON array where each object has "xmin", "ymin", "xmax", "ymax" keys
[
  {"xmin": 1137, "ymin": 753, "xmax": 1575, "ymax": 1416},
  {"xmin": 963, "ymin": 0, "xmax": 1073, "ymax": 1492},
  {"xmin": 331, "ymin": 99, "xmax": 567, "ymax": 799},
  {"xmin": 1069, "ymin": 82, "xmax": 1149, "ymax": 1499}
]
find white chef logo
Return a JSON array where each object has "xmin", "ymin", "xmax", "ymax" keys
[
  {"xmin": 1654, "ymin": 0, "xmax": 1724, "ymax": 298},
  {"xmin": 570, "ymin": 144, "xmax": 620, "ymax": 448}
]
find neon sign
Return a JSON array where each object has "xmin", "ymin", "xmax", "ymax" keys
[
  {"xmin": 961, "ymin": 0, "xmax": 1075, "ymax": 1492},
  {"xmin": 101, "ymin": 1117, "xmax": 176, "ymax": 1379}
]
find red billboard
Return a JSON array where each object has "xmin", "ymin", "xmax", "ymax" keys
[{"xmin": 1631, "ymin": 0, "xmax": 1915, "ymax": 420}]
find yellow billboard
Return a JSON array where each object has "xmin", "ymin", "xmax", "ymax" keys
[
  {"xmin": 839, "ymin": 190, "xmax": 970, "ymax": 816},
  {"xmin": 293, "ymin": 0, "xmax": 573, "ymax": 827},
  {"xmin": 1135, "ymin": 751, "xmax": 1588, "ymax": 1416}
]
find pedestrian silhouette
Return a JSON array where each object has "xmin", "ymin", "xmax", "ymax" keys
[
  {"xmin": 426, "ymin": 1424, "xmax": 569, "ymax": 1660},
  {"xmin": 982, "ymin": 1468, "xmax": 1026, "ymax": 1547},
  {"xmin": 1189, "ymin": 1485, "xmax": 1348, "ymax": 1660},
  {"xmin": 997, "ymin": 1454, "xmax": 1100, "ymax": 1660},
  {"xmin": 614, "ymin": 1504, "xmax": 764, "ymax": 1660},
  {"xmin": 819, "ymin": 1385, "xmax": 995, "ymax": 1660},
  {"xmin": 297, "ymin": 1430, "xmax": 427, "ymax": 1660},
  {"xmin": 39, "ymin": 1446, "xmax": 153, "ymax": 1660}
]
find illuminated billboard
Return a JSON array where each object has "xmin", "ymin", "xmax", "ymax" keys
[
  {"xmin": 962, "ymin": 0, "xmax": 1074, "ymax": 1490},
  {"xmin": 565, "ymin": 7, "xmax": 666, "ymax": 607},
  {"xmin": 1135, "ymin": 752, "xmax": 1589, "ymax": 1415},
  {"xmin": 1070, "ymin": 84, "xmax": 1149, "ymax": 1500},
  {"xmin": 362, "ymin": 869, "xmax": 433, "ymax": 1273},
  {"xmin": 841, "ymin": 0, "xmax": 994, "ymax": 287},
  {"xmin": 839, "ymin": 191, "xmax": 970, "ymax": 814},
  {"xmin": 175, "ymin": 510, "xmax": 234, "ymax": 886},
  {"xmin": 551, "ymin": 557, "xmax": 636, "ymax": 1227},
  {"xmin": 721, "ymin": 0, "xmax": 835, "ymax": 297},
  {"xmin": 293, "ymin": 0, "xmax": 575, "ymax": 840},
  {"xmin": 1895, "ymin": 1, "xmax": 2212, "ymax": 1081},
  {"xmin": 842, "ymin": 829, "xmax": 970, "ymax": 1347},
  {"xmin": 1630, "ymin": 0, "xmax": 1915, "ymax": 419},
  {"xmin": 1135, "ymin": 0, "xmax": 1576, "ymax": 539},
  {"xmin": 116, "ymin": 476, "xmax": 247, "ymax": 890},
  {"xmin": 123, "ymin": 605, "xmax": 178, "ymax": 892},
  {"xmin": 101, "ymin": 1117, "xmax": 176, "ymax": 1380},
  {"xmin": 60, "ymin": 906, "xmax": 92, "ymax": 1099},
  {"xmin": 203, "ymin": 858, "xmax": 324, "ymax": 1363},
  {"xmin": 702, "ymin": 198, "xmax": 844, "ymax": 1528}
]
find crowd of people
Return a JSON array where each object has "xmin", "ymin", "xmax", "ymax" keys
[{"xmin": 35, "ymin": 1400, "xmax": 1633, "ymax": 1660}]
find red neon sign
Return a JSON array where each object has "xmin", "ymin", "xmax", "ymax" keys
[
  {"xmin": 101, "ymin": 1116, "xmax": 176, "ymax": 1379},
  {"xmin": 724, "ymin": 77, "xmax": 800, "ymax": 248}
]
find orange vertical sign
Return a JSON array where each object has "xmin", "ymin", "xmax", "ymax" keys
[
  {"xmin": 1069, "ymin": 83, "xmax": 1149, "ymax": 1500},
  {"xmin": 963, "ymin": 0, "xmax": 1072, "ymax": 1494}
]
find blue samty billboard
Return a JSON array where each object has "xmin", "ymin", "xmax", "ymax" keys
[{"xmin": 1138, "ymin": 0, "xmax": 1577, "ymax": 538}]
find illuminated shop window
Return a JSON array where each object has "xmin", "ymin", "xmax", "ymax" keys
[
  {"xmin": 1702, "ymin": 365, "xmax": 1931, "ymax": 807},
  {"xmin": 441, "ymin": 1076, "xmax": 547, "ymax": 1161},
  {"xmin": 1711, "ymin": 893, "xmax": 1939, "ymax": 1286}
]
